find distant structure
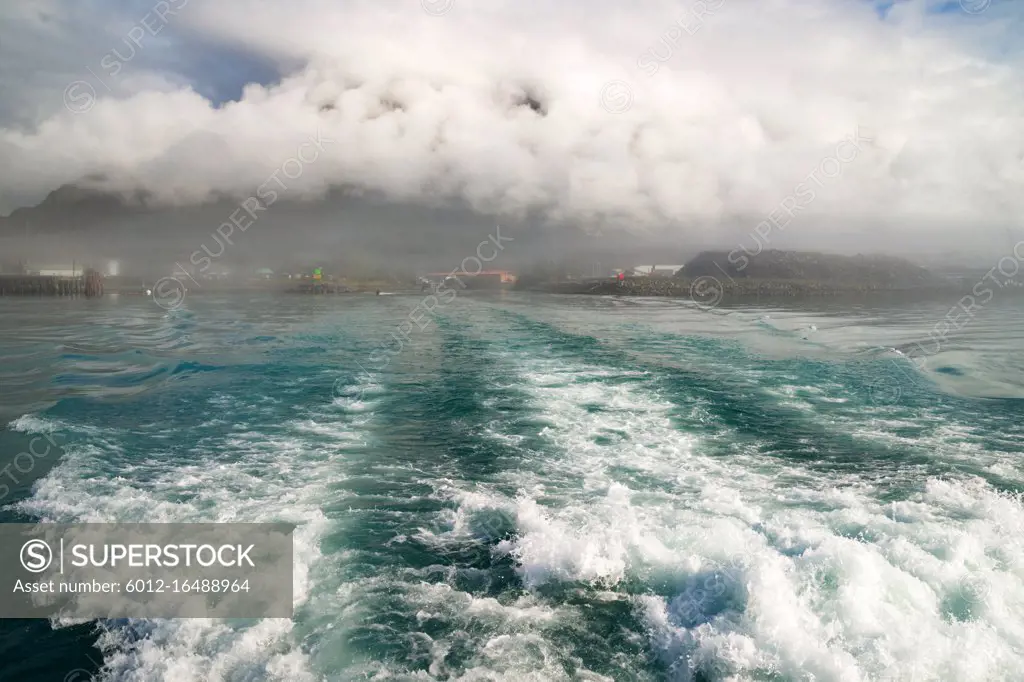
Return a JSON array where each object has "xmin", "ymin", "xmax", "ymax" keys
[
  {"xmin": 202, "ymin": 266, "xmax": 231, "ymax": 281},
  {"xmin": 424, "ymin": 270, "xmax": 517, "ymax": 289},
  {"xmin": 0, "ymin": 267, "xmax": 103, "ymax": 297},
  {"xmin": 630, "ymin": 265, "xmax": 685, "ymax": 277},
  {"xmin": 29, "ymin": 263, "xmax": 80, "ymax": 277}
]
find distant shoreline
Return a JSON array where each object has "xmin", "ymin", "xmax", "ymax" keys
[{"xmin": 526, "ymin": 277, "xmax": 1024, "ymax": 301}]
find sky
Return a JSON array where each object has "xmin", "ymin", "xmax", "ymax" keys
[{"xmin": 0, "ymin": 0, "xmax": 1021, "ymax": 257}]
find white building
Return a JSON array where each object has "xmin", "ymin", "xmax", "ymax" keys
[
  {"xmin": 631, "ymin": 265, "xmax": 685, "ymax": 277},
  {"xmin": 32, "ymin": 265, "xmax": 79, "ymax": 277}
]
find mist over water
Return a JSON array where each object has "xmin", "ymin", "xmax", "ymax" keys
[{"xmin": 2, "ymin": 292, "xmax": 1022, "ymax": 681}]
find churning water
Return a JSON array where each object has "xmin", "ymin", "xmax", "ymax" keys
[{"xmin": 1, "ymin": 292, "xmax": 1022, "ymax": 681}]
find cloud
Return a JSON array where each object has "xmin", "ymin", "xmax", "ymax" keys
[{"xmin": 1, "ymin": 0, "xmax": 1022, "ymax": 247}]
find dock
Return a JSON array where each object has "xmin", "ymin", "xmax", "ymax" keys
[{"xmin": 0, "ymin": 271, "xmax": 104, "ymax": 297}]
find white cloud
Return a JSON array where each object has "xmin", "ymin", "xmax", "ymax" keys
[{"xmin": 1, "ymin": 0, "xmax": 1021, "ymax": 246}]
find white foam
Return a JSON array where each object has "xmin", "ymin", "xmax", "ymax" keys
[
  {"xmin": 468, "ymin": 350, "xmax": 1024, "ymax": 681},
  {"xmin": 297, "ymin": 567, "xmax": 601, "ymax": 680},
  {"xmin": 13, "ymin": 392, "xmax": 372, "ymax": 681},
  {"xmin": 9, "ymin": 414, "xmax": 62, "ymax": 434}
]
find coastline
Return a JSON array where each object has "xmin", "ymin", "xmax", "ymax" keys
[{"xmin": 523, "ymin": 277, "xmax": 1024, "ymax": 302}]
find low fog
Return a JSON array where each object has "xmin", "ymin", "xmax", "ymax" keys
[
  {"xmin": 1, "ymin": 0, "xmax": 1022, "ymax": 270},
  {"xmin": 0, "ymin": 190, "xmax": 714, "ymax": 278}
]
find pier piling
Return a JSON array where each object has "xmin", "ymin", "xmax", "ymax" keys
[{"xmin": 0, "ymin": 270, "xmax": 104, "ymax": 298}]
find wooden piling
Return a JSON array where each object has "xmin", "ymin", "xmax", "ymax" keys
[{"xmin": 0, "ymin": 271, "xmax": 104, "ymax": 298}]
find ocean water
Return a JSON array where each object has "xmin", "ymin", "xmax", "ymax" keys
[{"xmin": 1, "ymin": 291, "xmax": 1022, "ymax": 681}]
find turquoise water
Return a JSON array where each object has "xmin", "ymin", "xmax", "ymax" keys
[{"xmin": 1, "ymin": 292, "xmax": 1023, "ymax": 681}]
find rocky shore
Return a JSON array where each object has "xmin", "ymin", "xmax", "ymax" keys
[
  {"xmin": 521, "ymin": 250, "xmax": 1018, "ymax": 301},
  {"xmin": 549, "ymin": 277, "xmax": 964, "ymax": 299},
  {"xmin": 682, "ymin": 249, "xmax": 942, "ymax": 289}
]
